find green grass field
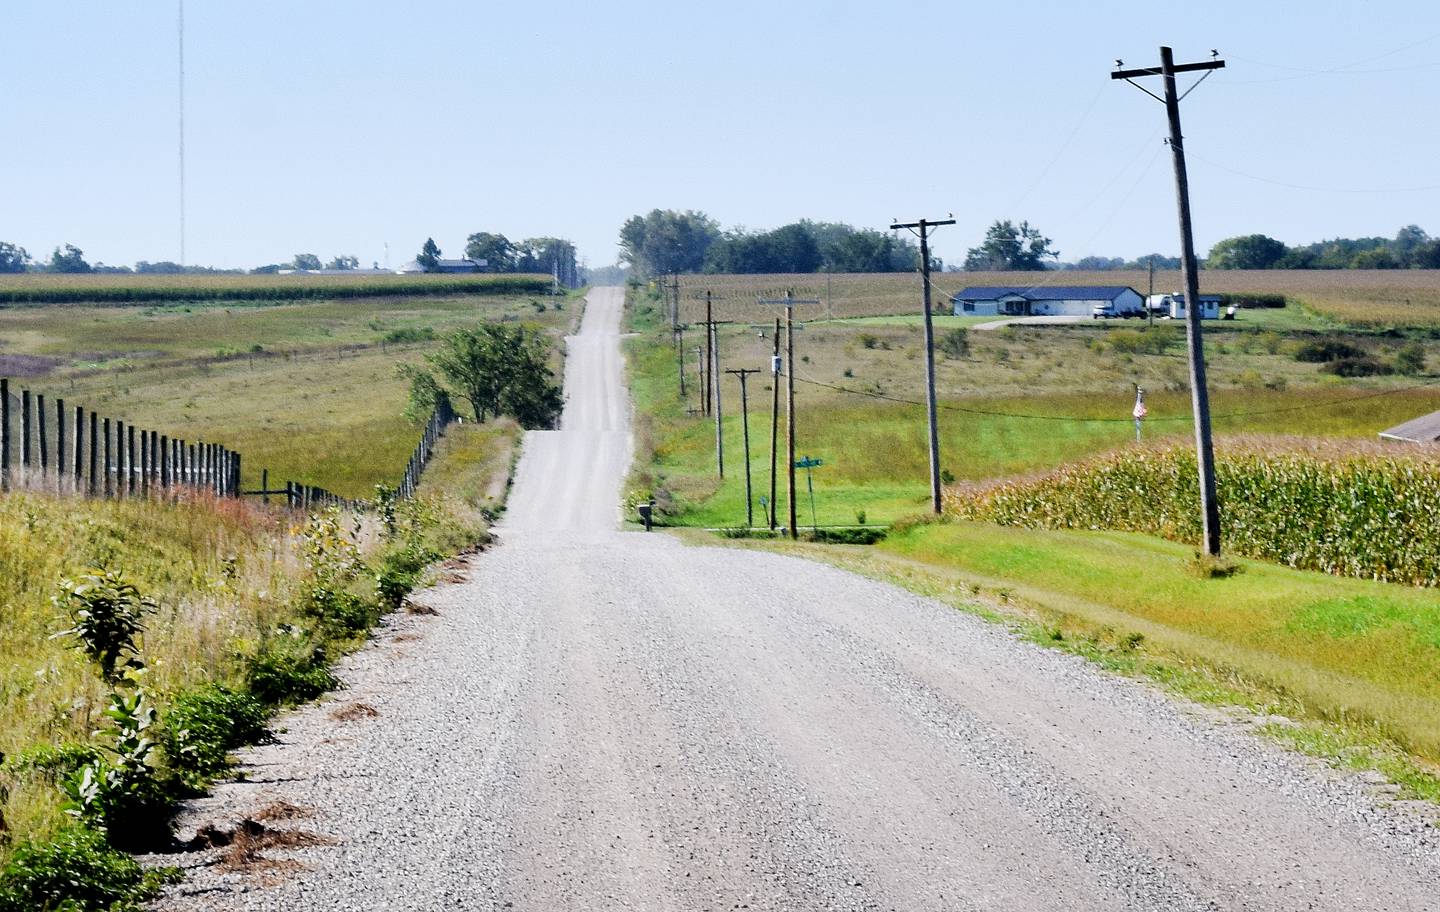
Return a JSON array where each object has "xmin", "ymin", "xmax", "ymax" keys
[
  {"xmin": 1, "ymin": 292, "xmax": 579, "ymax": 498},
  {"xmin": 627, "ymin": 285, "xmax": 1440, "ymax": 529},
  {"xmin": 873, "ymin": 520, "xmax": 1440, "ymax": 764}
]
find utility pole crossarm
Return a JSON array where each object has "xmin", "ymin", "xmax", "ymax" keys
[{"xmin": 1111, "ymin": 59, "xmax": 1224, "ymax": 80}]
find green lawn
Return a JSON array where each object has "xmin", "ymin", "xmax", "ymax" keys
[{"xmin": 874, "ymin": 520, "xmax": 1440, "ymax": 762}]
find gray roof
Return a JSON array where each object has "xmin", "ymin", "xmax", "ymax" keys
[
  {"xmin": 952, "ymin": 285, "xmax": 1138, "ymax": 302},
  {"xmin": 1379, "ymin": 409, "xmax": 1440, "ymax": 444}
]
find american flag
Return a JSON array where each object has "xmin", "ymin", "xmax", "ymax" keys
[{"xmin": 1132, "ymin": 389, "xmax": 1147, "ymax": 420}]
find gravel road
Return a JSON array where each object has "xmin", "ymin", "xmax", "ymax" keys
[{"xmin": 155, "ymin": 287, "xmax": 1440, "ymax": 911}]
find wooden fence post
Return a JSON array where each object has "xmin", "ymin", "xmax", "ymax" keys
[
  {"xmin": 1, "ymin": 378, "xmax": 10, "ymax": 491},
  {"xmin": 37, "ymin": 393, "xmax": 48, "ymax": 477},
  {"xmin": 159, "ymin": 434, "xmax": 169, "ymax": 489},
  {"xmin": 150, "ymin": 431, "xmax": 159, "ymax": 489},
  {"xmin": 74, "ymin": 406, "xmax": 85, "ymax": 491},
  {"xmin": 116, "ymin": 420, "xmax": 126, "ymax": 496},
  {"xmin": 103, "ymin": 418, "xmax": 112, "ymax": 497},
  {"xmin": 56, "ymin": 398, "xmax": 66, "ymax": 493},
  {"xmin": 232, "ymin": 452, "xmax": 241, "ymax": 498},
  {"xmin": 127, "ymin": 425, "xmax": 137, "ymax": 496},
  {"xmin": 21, "ymin": 389, "xmax": 31, "ymax": 472},
  {"xmin": 88, "ymin": 412, "xmax": 98, "ymax": 496}
]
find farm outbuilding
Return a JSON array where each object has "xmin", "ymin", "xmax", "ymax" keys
[
  {"xmin": 1379, "ymin": 410, "xmax": 1440, "ymax": 445},
  {"xmin": 1149, "ymin": 293, "xmax": 1222, "ymax": 320},
  {"xmin": 951, "ymin": 285, "xmax": 1144, "ymax": 318},
  {"xmin": 395, "ymin": 257, "xmax": 488, "ymax": 274}
]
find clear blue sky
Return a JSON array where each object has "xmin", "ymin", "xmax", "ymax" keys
[{"xmin": 3, "ymin": 1, "xmax": 1438, "ymax": 271}]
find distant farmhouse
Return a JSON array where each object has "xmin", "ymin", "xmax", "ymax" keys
[
  {"xmin": 951, "ymin": 285, "xmax": 1144, "ymax": 318},
  {"xmin": 395, "ymin": 258, "xmax": 488, "ymax": 275},
  {"xmin": 1379, "ymin": 410, "xmax": 1440, "ymax": 445}
]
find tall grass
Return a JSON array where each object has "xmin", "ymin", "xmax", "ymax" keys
[{"xmin": 946, "ymin": 436, "xmax": 1440, "ymax": 585}]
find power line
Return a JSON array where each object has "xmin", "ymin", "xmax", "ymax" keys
[{"xmin": 1188, "ymin": 149, "xmax": 1440, "ymax": 194}]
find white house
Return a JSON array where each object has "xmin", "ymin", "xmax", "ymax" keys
[
  {"xmin": 952, "ymin": 285, "xmax": 1144, "ymax": 318},
  {"xmin": 1148, "ymin": 293, "xmax": 1222, "ymax": 320}
]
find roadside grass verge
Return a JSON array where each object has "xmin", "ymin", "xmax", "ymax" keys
[
  {"xmin": 0, "ymin": 414, "xmax": 517, "ymax": 907},
  {"xmin": 885, "ymin": 522, "xmax": 1440, "ymax": 773},
  {"xmin": 717, "ymin": 520, "xmax": 1440, "ymax": 801}
]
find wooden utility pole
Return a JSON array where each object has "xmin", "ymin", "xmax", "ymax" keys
[
  {"xmin": 768, "ymin": 318, "xmax": 781, "ymax": 530},
  {"xmin": 703, "ymin": 292, "xmax": 714, "ymax": 416},
  {"xmin": 712, "ymin": 321, "xmax": 724, "ymax": 478},
  {"xmin": 1114, "ymin": 47, "xmax": 1225, "ymax": 556},
  {"xmin": 1147, "ymin": 255, "xmax": 1156, "ymax": 327},
  {"xmin": 759, "ymin": 291, "xmax": 819, "ymax": 537},
  {"xmin": 693, "ymin": 346, "xmax": 705, "ymax": 413},
  {"xmin": 727, "ymin": 368, "xmax": 760, "ymax": 527},
  {"xmin": 674, "ymin": 321, "xmax": 687, "ymax": 400},
  {"xmin": 891, "ymin": 216, "xmax": 956, "ymax": 514}
]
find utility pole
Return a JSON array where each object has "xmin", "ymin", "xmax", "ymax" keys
[
  {"xmin": 1114, "ymin": 47, "xmax": 1225, "ymax": 556},
  {"xmin": 675, "ymin": 322, "xmax": 687, "ymax": 400},
  {"xmin": 727, "ymin": 368, "xmax": 759, "ymax": 527},
  {"xmin": 760, "ymin": 291, "xmax": 819, "ymax": 537},
  {"xmin": 1147, "ymin": 255, "xmax": 1156, "ymax": 328},
  {"xmin": 890, "ymin": 215, "xmax": 955, "ymax": 514},
  {"xmin": 768, "ymin": 317, "xmax": 781, "ymax": 530},
  {"xmin": 696, "ymin": 300, "xmax": 735, "ymax": 477},
  {"xmin": 693, "ymin": 346, "xmax": 705, "ymax": 413},
  {"xmin": 703, "ymin": 291, "xmax": 714, "ymax": 416},
  {"xmin": 712, "ymin": 320, "xmax": 724, "ymax": 478}
]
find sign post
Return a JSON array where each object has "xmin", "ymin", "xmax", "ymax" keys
[{"xmin": 794, "ymin": 455, "xmax": 823, "ymax": 533}]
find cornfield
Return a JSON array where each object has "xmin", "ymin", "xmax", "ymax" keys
[
  {"xmin": 0, "ymin": 273, "xmax": 552, "ymax": 305},
  {"xmin": 944, "ymin": 436, "xmax": 1440, "ymax": 586}
]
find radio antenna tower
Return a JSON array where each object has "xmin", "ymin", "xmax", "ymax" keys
[{"xmin": 178, "ymin": 0, "xmax": 186, "ymax": 266}]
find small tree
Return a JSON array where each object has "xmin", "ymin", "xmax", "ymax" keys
[
  {"xmin": 52, "ymin": 570, "xmax": 154, "ymax": 684},
  {"xmin": 417, "ymin": 238, "xmax": 442, "ymax": 271},
  {"xmin": 291, "ymin": 253, "xmax": 322, "ymax": 271},
  {"xmin": 325, "ymin": 254, "xmax": 358, "ymax": 270},
  {"xmin": 400, "ymin": 324, "xmax": 562, "ymax": 428}
]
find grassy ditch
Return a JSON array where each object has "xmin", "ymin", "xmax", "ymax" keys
[
  {"xmin": 0, "ymin": 422, "xmax": 512, "ymax": 909},
  {"xmin": 739, "ymin": 519, "xmax": 1440, "ymax": 801}
]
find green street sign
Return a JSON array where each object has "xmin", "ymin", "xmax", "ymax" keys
[{"xmin": 793, "ymin": 456, "xmax": 823, "ymax": 469}]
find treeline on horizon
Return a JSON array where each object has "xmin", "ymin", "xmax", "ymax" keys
[
  {"xmin": 617, "ymin": 210, "xmax": 1440, "ymax": 276},
  {"xmin": 618, "ymin": 210, "xmax": 924, "ymax": 277},
  {"xmin": 0, "ymin": 230, "xmax": 583, "ymax": 286}
]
